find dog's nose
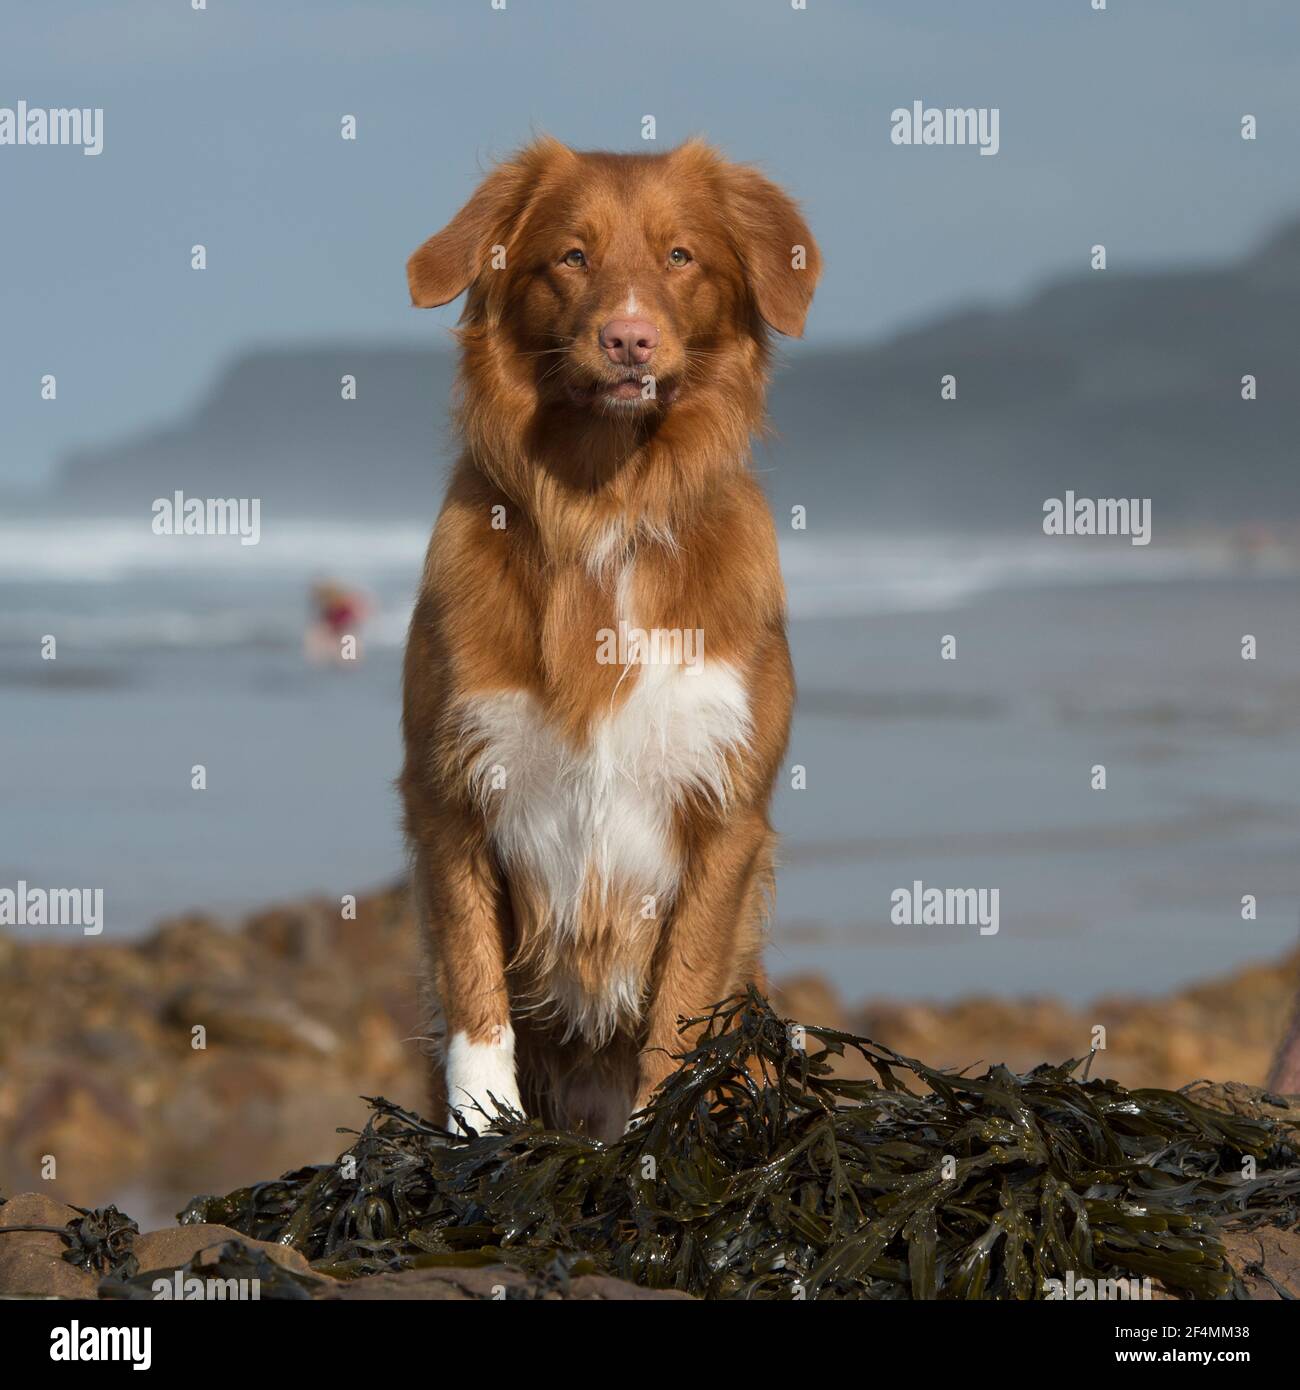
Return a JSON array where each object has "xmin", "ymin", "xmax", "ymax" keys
[{"xmin": 598, "ymin": 318, "xmax": 659, "ymax": 366}]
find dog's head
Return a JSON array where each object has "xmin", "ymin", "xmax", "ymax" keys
[{"xmin": 407, "ymin": 137, "xmax": 820, "ymax": 420}]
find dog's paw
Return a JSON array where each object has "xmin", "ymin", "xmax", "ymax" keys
[{"xmin": 444, "ymin": 1026, "xmax": 523, "ymax": 1132}]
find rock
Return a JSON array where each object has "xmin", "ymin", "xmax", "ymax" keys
[
  {"xmin": 1184, "ymin": 1080, "xmax": 1299, "ymax": 1129},
  {"xmin": 3, "ymin": 1069, "xmax": 145, "ymax": 1208},
  {"xmin": 244, "ymin": 901, "xmax": 337, "ymax": 965},
  {"xmin": 0, "ymin": 1193, "xmax": 99, "ymax": 1298},
  {"xmin": 164, "ymin": 987, "xmax": 340, "ymax": 1057},
  {"xmin": 770, "ymin": 976, "xmax": 847, "ymax": 1031},
  {"xmin": 131, "ymin": 1224, "xmax": 319, "ymax": 1277},
  {"xmin": 3, "ymin": 884, "xmax": 1299, "ymax": 1251},
  {"xmin": 314, "ymin": 1263, "xmax": 692, "ymax": 1300},
  {"xmin": 140, "ymin": 914, "xmax": 251, "ymax": 979},
  {"xmin": 1222, "ymin": 1226, "xmax": 1300, "ymax": 1300}
]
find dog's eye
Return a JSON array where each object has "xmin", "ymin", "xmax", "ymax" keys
[
  {"xmin": 561, "ymin": 249, "xmax": 587, "ymax": 269},
  {"xmin": 667, "ymin": 247, "xmax": 692, "ymax": 268}
]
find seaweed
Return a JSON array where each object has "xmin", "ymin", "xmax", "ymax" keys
[
  {"xmin": 180, "ymin": 991, "xmax": 1300, "ymax": 1299},
  {"xmin": 62, "ymin": 1204, "xmax": 140, "ymax": 1279}
]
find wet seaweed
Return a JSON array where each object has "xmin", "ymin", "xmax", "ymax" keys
[
  {"xmin": 181, "ymin": 992, "xmax": 1300, "ymax": 1299},
  {"xmin": 62, "ymin": 1205, "xmax": 140, "ymax": 1279}
]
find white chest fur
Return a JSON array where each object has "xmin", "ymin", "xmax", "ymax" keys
[{"xmin": 459, "ymin": 658, "xmax": 751, "ymax": 938}]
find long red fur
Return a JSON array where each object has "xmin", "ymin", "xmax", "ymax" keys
[{"xmin": 400, "ymin": 136, "xmax": 820, "ymax": 1139}]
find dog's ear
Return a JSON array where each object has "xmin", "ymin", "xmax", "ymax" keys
[
  {"xmin": 407, "ymin": 138, "xmax": 571, "ymax": 311},
  {"xmin": 716, "ymin": 158, "xmax": 821, "ymax": 338}
]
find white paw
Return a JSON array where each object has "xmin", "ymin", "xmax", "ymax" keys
[{"xmin": 444, "ymin": 1025, "xmax": 522, "ymax": 1132}]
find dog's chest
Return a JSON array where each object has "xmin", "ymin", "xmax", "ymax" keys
[{"xmin": 461, "ymin": 658, "xmax": 750, "ymax": 929}]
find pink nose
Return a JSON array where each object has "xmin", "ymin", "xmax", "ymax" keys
[{"xmin": 598, "ymin": 318, "xmax": 659, "ymax": 367}]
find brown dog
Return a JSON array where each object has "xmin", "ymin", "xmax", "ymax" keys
[{"xmin": 400, "ymin": 136, "xmax": 819, "ymax": 1140}]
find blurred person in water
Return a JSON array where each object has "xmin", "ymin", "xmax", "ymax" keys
[{"xmin": 305, "ymin": 579, "xmax": 372, "ymax": 664}]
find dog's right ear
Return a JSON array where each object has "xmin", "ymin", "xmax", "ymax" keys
[{"xmin": 407, "ymin": 138, "xmax": 570, "ymax": 311}]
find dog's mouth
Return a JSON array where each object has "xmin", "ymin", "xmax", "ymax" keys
[{"xmin": 565, "ymin": 372, "xmax": 679, "ymax": 409}]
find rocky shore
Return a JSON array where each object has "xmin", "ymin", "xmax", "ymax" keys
[
  {"xmin": 1, "ymin": 1085, "xmax": 1296, "ymax": 1301},
  {"xmin": 1, "ymin": 883, "xmax": 1298, "ymax": 1297}
]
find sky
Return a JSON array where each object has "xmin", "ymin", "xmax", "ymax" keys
[{"xmin": 2, "ymin": 0, "xmax": 1298, "ymax": 486}]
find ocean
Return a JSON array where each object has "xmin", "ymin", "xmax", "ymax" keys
[{"xmin": 3, "ymin": 519, "xmax": 1299, "ymax": 1006}]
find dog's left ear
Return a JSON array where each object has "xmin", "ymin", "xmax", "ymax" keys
[{"xmin": 719, "ymin": 162, "xmax": 821, "ymax": 338}]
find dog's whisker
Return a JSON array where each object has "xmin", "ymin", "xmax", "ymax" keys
[{"xmin": 536, "ymin": 359, "xmax": 572, "ymax": 386}]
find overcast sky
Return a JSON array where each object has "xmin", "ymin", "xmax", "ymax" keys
[{"xmin": 2, "ymin": 0, "xmax": 1298, "ymax": 485}]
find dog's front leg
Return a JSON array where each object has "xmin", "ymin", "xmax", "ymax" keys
[
  {"xmin": 633, "ymin": 812, "xmax": 774, "ymax": 1117},
  {"xmin": 412, "ymin": 814, "xmax": 522, "ymax": 1132}
]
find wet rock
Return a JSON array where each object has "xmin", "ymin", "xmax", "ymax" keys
[
  {"xmin": 132, "ymin": 1223, "xmax": 318, "ymax": 1277},
  {"xmin": 1222, "ymin": 1226, "xmax": 1300, "ymax": 1300},
  {"xmin": 0, "ymin": 1193, "xmax": 98, "ymax": 1298},
  {"xmin": 1183, "ymin": 1080, "xmax": 1299, "ymax": 1128}
]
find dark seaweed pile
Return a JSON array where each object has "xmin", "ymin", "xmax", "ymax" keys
[
  {"xmin": 182, "ymin": 992, "xmax": 1300, "ymax": 1299},
  {"xmin": 62, "ymin": 1204, "xmax": 140, "ymax": 1280}
]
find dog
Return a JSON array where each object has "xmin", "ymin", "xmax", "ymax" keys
[{"xmin": 400, "ymin": 136, "xmax": 819, "ymax": 1141}]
